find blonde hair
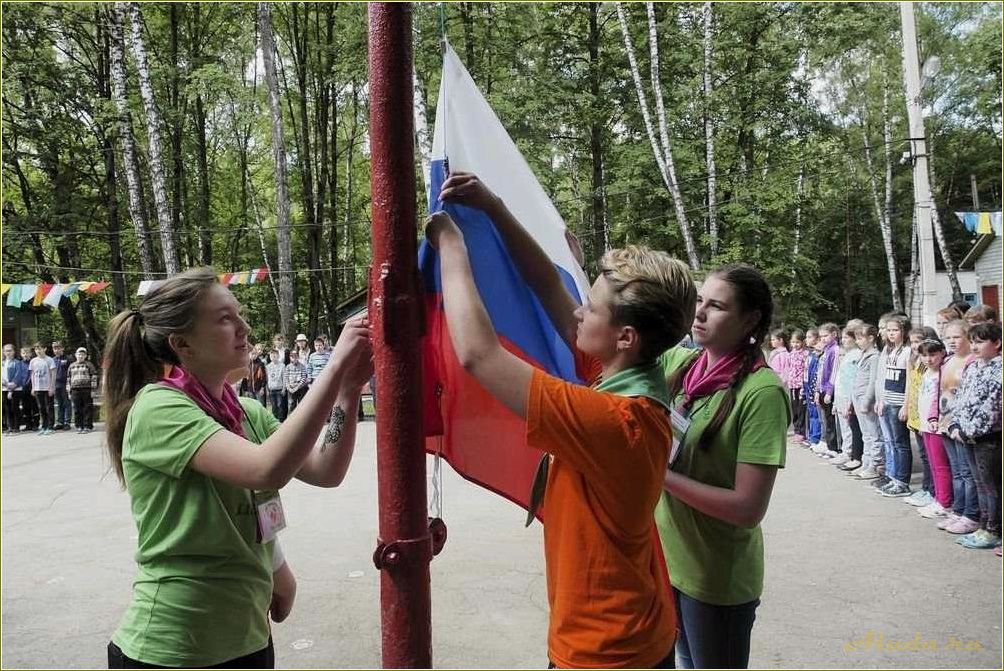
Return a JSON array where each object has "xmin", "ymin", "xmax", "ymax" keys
[
  {"xmin": 937, "ymin": 306, "xmax": 964, "ymax": 321},
  {"xmin": 945, "ymin": 319, "xmax": 970, "ymax": 336},
  {"xmin": 599, "ymin": 245, "xmax": 696, "ymax": 361}
]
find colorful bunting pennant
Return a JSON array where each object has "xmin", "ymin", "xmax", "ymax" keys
[
  {"xmin": 43, "ymin": 283, "xmax": 65, "ymax": 308},
  {"xmin": 955, "ymin": 211, "xmax": 1002, "ymax": 236},
  {"xmin": 1, "ymin": 267, "xmax": 271, "ymax": 309},
  {"xmin": 0, "ymin": 280, "xmax": 109, "ymax": 310},
  {"xmin": 85, "ymin": 281, "xmax": 110, "ymax": 294},
  {"xmin": 139, "ymin": 267, "xmax": 268, "ymax": 295},
  {"xmin": 7, "ymin": 284, "xmax": 23, "ymax": 307},
  {"xmin": 33, "ymin": 284, "xmax": 51, "ymax": 307},
  {"xmin": 137, "ymin": 280, "xmax": 161, "ymax": 297}
]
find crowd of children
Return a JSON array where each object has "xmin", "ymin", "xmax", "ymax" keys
[
  {"xmin": 2, "ymin": 330, "xmax": 366, "ymax": 434},
  {"xmin": 2, "ymin": 340, "xmax": 99, "ymax": 435},
  {"xmin": 768, "ymin": 302, "xmax": 1002, "ymax": 556},
  {"xmin": 234, "ymin": 331, "xmax": 368, "ymax": 423}
]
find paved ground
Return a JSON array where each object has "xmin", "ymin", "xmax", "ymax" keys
[{"xmin": 2, "ymin": 424, "xmax": 1001, "ymax": 669}]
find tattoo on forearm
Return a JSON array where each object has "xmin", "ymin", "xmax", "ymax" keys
[{"xmin": 321, "ymin": 405, "xmax": 346, "ymax": 452}]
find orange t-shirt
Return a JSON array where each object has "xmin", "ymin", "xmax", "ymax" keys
[{"xmin": 526, "ymin": 353, "xmax": 677, "ymax": 669}]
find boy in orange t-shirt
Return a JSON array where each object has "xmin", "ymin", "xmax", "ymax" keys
[{"xmin": 429, "ymin": 172, "xmax": 697, "ymax": 668}]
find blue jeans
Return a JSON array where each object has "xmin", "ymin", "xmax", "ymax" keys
[
  {"xmin": 942, "ymin": 437, "xmax": 979, "ymax": 519},
  {"xmin": 54, "ymin": 387, "xmax": 71, "ymax": 426},
  {"xmin": 673, "ymin": 589, "xmax": 759, "ymax": 669},
  {"xmin": 268, "ymin": 390, "xmax": 287, "ymax": 421},
  {"xmin": 805, "ymin": 402, "xmax": 821, "ymax": 443},
  {"xmin": 879, "ymin": 404, "xmax": 910, "ymax": 485},
  {"xmin": 969, "ymin": 436, "xmax": 1003, "ymax": 534}
]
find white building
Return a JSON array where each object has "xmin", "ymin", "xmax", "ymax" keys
[
  {"xmin": 960, "ymin": 232, "xmax": 1002, "ymax": 313},
  {"xmin": 934, "ymin": 269, "xmax": 978, "ymax": 308}
]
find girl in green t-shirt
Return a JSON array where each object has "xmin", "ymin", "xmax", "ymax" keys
[
  {"xmin": 102, "ymin": 267, "xmax": 374, "ymax": 668},
  {"xmin": 656, "ymin": 264, "xmax": 790, "ymax": 670}
]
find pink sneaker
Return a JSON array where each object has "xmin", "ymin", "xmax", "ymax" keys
[
  {"xmin": 946, "ymin": 517, "xmax": 981, "ymax": 535},
  {"xmin": 994, "ymin": 546, "xmax": 1002, "ymax": 557},
  {"xmin": 937, "ymin": 514, "xmax": 961, "ymax": 530}
]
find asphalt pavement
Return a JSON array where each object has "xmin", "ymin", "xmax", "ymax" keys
[{"xmin": 1, "ymin": 423, "xmax": 1000, "ymax": 668}]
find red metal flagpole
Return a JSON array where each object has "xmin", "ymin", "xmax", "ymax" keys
[{"xmin": 367, "ymin": 3, "xmax": 432, "ymax": 668}]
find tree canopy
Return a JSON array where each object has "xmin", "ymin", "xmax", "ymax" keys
[{"xmin": 3, "ymin": 2, "xmax": 1000, "ymax": 351}]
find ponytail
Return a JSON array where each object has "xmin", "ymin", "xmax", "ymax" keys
[
  {"xmin": 103, "ymin": 310, "xmax": 163, "ymax": 484},
  {"xmin": 102, "ymin": 267, "xmax": 219, "ymax": 485}
]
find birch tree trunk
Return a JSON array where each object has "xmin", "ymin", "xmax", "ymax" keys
[
  {"xmin": 96, "ymin": 10, "xmax": 128, "ymax": 310},
  {"xmin": 259, "ymin": 1, "xmax": 295, "ymax": 339},
  {"xmin": 617, "ymin": 2, "xmax": 700, "ymax": 269},
  {"xmin": 882, "ymin": 74, "xmax": 894, "ymax": 246},
  {"xmin": 926, "ymin": 145, "xmax": 963, "ymax": 301},
  {"xmin": 168, "ymin": 5, "xmax": 188, "ymax": 266},
  {"xmin": 702, "ymin": 1, "xmax": 718, "ymax": 255},
  {"xmin": 124, "ymin": 2, "xmax": 180, "ymax": 275},
  {"xmin": 906, "ymin": 208, "xmax": 921, "ymax": 324},
  {"xmin": 588, "ymin": 2, "xmax": 608, "ymax": 268},
  {"xmin": 413, "ymin": 72, "xmax": 432, "ymax": 198},
  {"xmin": 225, "ymin": 81, "xmax": 282, "ymax": 314},
  {"xmin": 107, "ymin": 4, "xmax": 156, "ymax": 279},
  {"xmin": 794, "ymin": 166, "xmax": 804, "ymax": 256},
  {"xmin": 245, "ymin": 167, "xmax": 283, "ymax": 314},
  {"xmin": 861, "ymin": 124, "xmax": 902, "ymax": 311}
]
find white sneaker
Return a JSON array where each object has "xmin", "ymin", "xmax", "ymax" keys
[
  {"xmin": 811, "ymin": 442, "xmax": 828, "ymax": 454},
  {"xmin": 918, "ymin": 501, "xmax": 948, "ymax": 519},
  {"xmin": 830, "ymin": 453, "xmax": 850, "ymax": 466},
  {"xmin": 937, "ymin": 513, "xmax": 961, "ymax": 530},
  {"xmin": 903, "ymin": 490, "xmax": 933, "ymax": 507},
  {"xmin": 856, "ymin": 468, "xmax": 880, "ymax": 480}
]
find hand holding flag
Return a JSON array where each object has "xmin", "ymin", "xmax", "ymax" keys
[{"xmin": 439, "ymin": 172, "xmax": 503, "ymax": 213}]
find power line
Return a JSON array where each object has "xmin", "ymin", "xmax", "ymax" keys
[
  {"xmin": 549, "ymin": 135, "xmax": 920, "ymax": 207},
  {"xmin": 0, "ymin": 259, "xmax": 369, "ymax": 278},
  {"xmin": 1, "ymin": 217, "xmax": 377, "ymax": 240},
  {"xmin": 2, "ymin": 135, "xmax": 917, "ymax": 239}
]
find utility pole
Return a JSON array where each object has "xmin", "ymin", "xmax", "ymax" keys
[
  {"xmin": 367, "ymin": 4, "xmax": 433, "ymax": 668},
  {"xmin": 899, "ymin": 2, "xmax": 938, "ymax": 327}
]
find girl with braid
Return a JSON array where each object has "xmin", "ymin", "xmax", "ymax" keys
[{"xmin": 656, "ymin": 264, "xmax": 791, "ymax": 669}]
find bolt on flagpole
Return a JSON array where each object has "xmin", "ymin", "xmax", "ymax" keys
[{"xmin": 367, "ymin": 3, "xmax": 433, "ymax": 668}]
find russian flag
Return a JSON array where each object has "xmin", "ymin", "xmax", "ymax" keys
[{"xmin": 419, "ymin": 43, "xmax": 591, "ymax": 512}]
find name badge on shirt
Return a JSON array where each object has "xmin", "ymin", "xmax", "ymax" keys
[
  {"xmin": 253, "ymin": 490, "xmax": 287, "ymax": 543},
  {"xmin": 669, "ymin": 405, "xmax": 692, "ymax": 467}
]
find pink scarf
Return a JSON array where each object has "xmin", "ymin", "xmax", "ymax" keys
[
  {"xmin": 159, "ymin": 365, "xmax": 246, "ymax": 438},
  {"xmin": 682, "ymin": 349, "xmax": 766, "ymax": 407}
]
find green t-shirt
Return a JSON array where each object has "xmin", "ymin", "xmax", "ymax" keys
[
  {"xmin": 655, "ymin": 347, "xmax": 790, "ymax": 606},
  {"xmin": 112, "ymin": 385, "xmax": 282, "ymax": 667}
]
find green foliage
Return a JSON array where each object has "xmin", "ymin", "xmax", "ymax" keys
[{"xmin": 2, "ymin": 1, "xmax": 1000, "ymax": 348}]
